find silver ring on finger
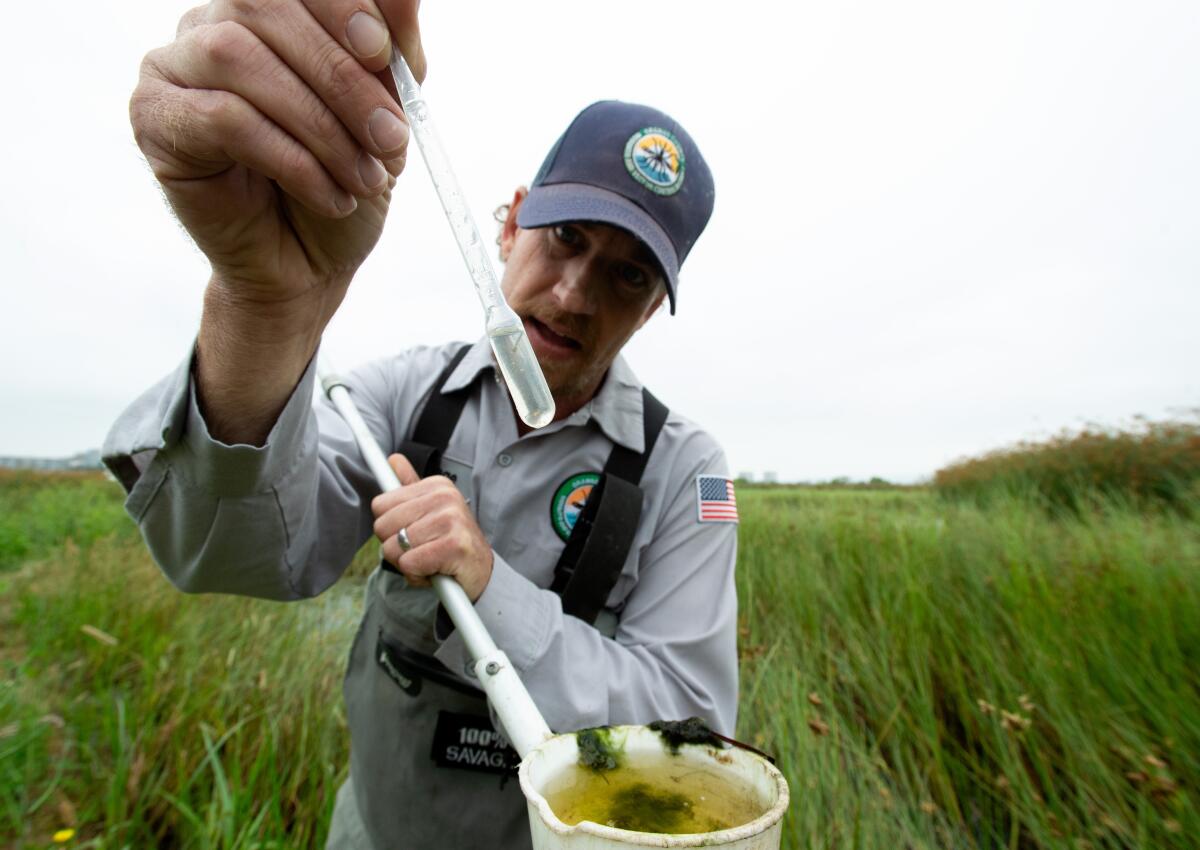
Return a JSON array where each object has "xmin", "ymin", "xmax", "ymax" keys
[{"xmin": 396, "ymin": 527, "xmax": 412, "ymax": 553}]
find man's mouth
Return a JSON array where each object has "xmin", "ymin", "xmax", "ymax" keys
[{"xmin": 525, "ymin": 316, "xmax": 583, "ymax": 355}]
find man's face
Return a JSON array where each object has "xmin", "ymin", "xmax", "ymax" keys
[{"xmin": 499, "ymin": 189, "xmax": 667, "ymax": 405}]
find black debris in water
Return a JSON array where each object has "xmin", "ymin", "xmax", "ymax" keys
[
  {"xmin": 648, "ymin": 717, "xmax": 725, "ymax": 754},
  {"xmin": 576, "ymin": 726, "xmax": 623, "ymax": 772}
]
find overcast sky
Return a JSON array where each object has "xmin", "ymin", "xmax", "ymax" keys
[{"xmin": 1, "ymin": 0, "xmax": 1196, "ymax": 482}]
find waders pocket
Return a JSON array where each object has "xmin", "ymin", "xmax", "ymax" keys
[
  {"xmin": 345, "ymin": 602, "xmax": 531, "ymax": 848},
  {"xmin": 374, "ymin": 631, "xmax": 520, "ymax": 776}
]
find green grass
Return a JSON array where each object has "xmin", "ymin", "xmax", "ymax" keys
[
  {"xmin": 2, "ymin": 541, "xmax": 362, "ymax": 849},
  {"xmin": 3, "ymin": 475, "xmax": 1198, "ymax": 848},
  {"xmin": 0, "ymin": 471, "xmax": 133, "ymax": 572},
  {"xmin": 933, "ymin": 417, "xmax": 1200, "ymax": 515},
  {"xmin": 739, "ymin": 488, "xmax": 1198, "ymax": 848}
]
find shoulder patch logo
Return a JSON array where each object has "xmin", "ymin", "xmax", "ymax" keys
[
  {"xmin": 551, "ymin": 472, "xmax": 601, "ymax": 541},
  {"xmin": 696, "ymin": 475, "xmax": 738, "ymax": 523},
  {"xmin": 624, "ymin": 127, "xmax": 686, "ymax": 196}
]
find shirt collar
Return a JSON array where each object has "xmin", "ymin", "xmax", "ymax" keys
[
  {"xmin": 440, "ymin": 337, "xmax": 500, "ymax": 393},
  {"xmin": 441, "ymin": 337, "xmax": 647, "ymax": 453},
  {"xmin": 583, "ymin": 351, "xmax": 645, "ymax": 452}
]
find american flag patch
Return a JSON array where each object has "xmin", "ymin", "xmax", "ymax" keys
[{"xmin": 696, "ymin": 475, "xmax": 738, "ymax": 523}]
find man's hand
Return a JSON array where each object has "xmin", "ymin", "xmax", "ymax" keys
[
  {"xmin": 130, "ymin": 1, "xmax": 426, "ymax": 445},
  {"xmin": 132, "ymin": 0, "xmax": 424, "ymax": 301},
  {"xmin": 372, "ymin": 454, "xmax": 495, "ymax": 603}
]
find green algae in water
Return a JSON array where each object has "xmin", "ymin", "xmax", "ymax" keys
[
  {"xmin": 576, "ymin": 726, "xmax": 624, "ymax": 772},
  {"xmin": 544, "ymin": 761, "xmax": 758, "ymax": 834},
  {"xmin": 557, "ymin": 724, "xmax": 763, "ymax": 835},
  {"xmin": 648, "ymin": 717, "xmax": 724, "ymax": 754},
  {"xmin": 603, "ymin": 783, "xmax": 694, "ymax": 833}
]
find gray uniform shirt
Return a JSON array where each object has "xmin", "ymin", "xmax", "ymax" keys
[{"xmin": 102, "ymin": 338, "xmax": 739, "ymax": 738}]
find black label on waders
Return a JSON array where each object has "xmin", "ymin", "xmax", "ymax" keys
[{"xmin": 431, "ymin": 711, "xmax": 520, "ymax": 776}]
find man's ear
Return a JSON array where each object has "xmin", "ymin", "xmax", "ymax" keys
[{"xmin": 499, "ymin": 186, "xmax": 529, "ymax": 262}]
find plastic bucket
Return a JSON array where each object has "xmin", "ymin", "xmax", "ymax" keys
[{"xmin": 518, "ymin": 726, "xmax": 789, "ymax": 849}]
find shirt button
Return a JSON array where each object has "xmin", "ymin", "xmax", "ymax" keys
[{"xmin": 497, "ymin": 452, "xmax": 513, "ymax": 467}]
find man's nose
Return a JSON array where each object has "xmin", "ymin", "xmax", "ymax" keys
[{"xmin": 551, "ymin": 261, "xmax": 598, "ymax": 314}]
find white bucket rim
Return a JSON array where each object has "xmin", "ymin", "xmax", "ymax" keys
[{"xmin": 518, "ymin": 725, "xmax": 790, "ymax": 847}]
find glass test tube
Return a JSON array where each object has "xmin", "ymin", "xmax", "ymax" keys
[{"xmin": 388, "ymin": 49, "xmax": 555, "ymax": 430}]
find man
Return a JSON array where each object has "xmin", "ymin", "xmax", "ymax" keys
[{"xmin": 108, "ymin": 2, "xmax": 737, "ymax": 847}]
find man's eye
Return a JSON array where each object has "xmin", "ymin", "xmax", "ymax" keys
[
  {"xmin": 617, "ymin": 264, "xmax": 648, "ymax": 288},
  {"xmin": 553, "ymin": 225, "xmax": 581, "ymax": 246}
]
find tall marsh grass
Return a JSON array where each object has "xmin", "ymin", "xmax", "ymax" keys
[
  {"xmin": 0, "ymin": 471, "xmax": 132, "ymax": 571},
  {"xmin": 3, "ymin": 536, "xmax": 361, "ymax": 849},
  {"xmin": 3, "ymin": 474, "xmax": 1198, "ymax": 848},
  {"xmin": 738, "ymin": 487, "xmax": 1199, "ymax": 849},
  {"xmin": 933, "ymin": 417, "xmax": 1200, "ymax": 515}
]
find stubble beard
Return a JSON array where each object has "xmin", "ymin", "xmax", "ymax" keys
[{"xmin": 538, "ymin": 355, "xmax": 603, "ymax": 407}]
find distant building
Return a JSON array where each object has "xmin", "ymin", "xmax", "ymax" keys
[
  {"xmin": 0, "ymin": 449, "xmax": 103, "ymax": 471},
  {"xmin": 737, "ymin": 471, "xmax": 755, "ymax": 483},
  {"xmin": 762, "ymin": 471, "xmax": 778, "ymax": 483}
]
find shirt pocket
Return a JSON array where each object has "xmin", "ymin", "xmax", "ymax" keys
[{"xmin": 497, "ymin": 524, "xmax": 564, "ymax": 591}]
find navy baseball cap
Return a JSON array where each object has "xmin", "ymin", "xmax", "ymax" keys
[{"xmin": 516, "ymin": 101, "xmax": 715, "ymax": 314}]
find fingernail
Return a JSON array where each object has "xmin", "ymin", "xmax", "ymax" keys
[
  {"xmin": 369, "ymin": 107, "xmax": 409, "ymax": 153},
  {"xmin": 346, "ymin": 12, "xmax": 389, "ymax": 59},
  {"xmin": 335, "ymin": 191, "xmax": 358, "ymax": 215},
  {"xmin": 358, "ymin": 151, "xmax": 387, "ymax": 189},
  {"xmin": 383, "ymin": 154, "xmax": 406, "ymax": 177}
]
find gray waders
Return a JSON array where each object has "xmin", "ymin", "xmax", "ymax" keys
[{"xmin": 330, "ymin": 346, "xmax": 668, "ymax": 849}]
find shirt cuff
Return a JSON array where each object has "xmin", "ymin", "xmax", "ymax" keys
[
  {"xmin": 433, "ymin": 551, "xmax": 559, "ymax": 673},
  {"xmin": 174, "ymin": 352, "xmax": 320, "ymax": 498}
]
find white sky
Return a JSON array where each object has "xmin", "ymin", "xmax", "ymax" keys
[{"xmin": 1, "ymin": 0, "xmax": 1197, "ymax": 482}]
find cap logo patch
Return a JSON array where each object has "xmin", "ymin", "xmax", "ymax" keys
[
  {"xmin": 551, "ymin": 472, "xmax": 601, "ymax": 542},
  {"xmin": 624, "ymin": 127, "xmax": 686, "ymax": 196}
]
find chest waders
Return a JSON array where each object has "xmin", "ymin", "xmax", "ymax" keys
[{"xmin": 341, "ymin": 346, "xmax": 668, "ymax": 849}]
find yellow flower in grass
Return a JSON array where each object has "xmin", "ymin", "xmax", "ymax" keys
[{"xmin": 53, "ymin": 829, "xmax": 75, "ymax": 843}]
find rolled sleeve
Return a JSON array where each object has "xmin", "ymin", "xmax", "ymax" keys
[
  {"xmin": 102, "ymin": 353, "xmax": 193, "ymax": 516},
  {"xmin": 102, "ymin": 346, "xmax": 345, "ymax": 601},
  {"xmin": 174, "ymin": 355, "xmax": 319, "ymax": 498},
  {"xmin": 102, "ymin": 347, "xmax": 318, "ymax": 499},
  {"xmin": 103, "ymin": 342, "xmax": 460, "ymax": 605}
]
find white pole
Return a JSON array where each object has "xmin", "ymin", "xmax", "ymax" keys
[{"xmin": 319, "ymin": 359, "xmax": 553, "ymax": 757}]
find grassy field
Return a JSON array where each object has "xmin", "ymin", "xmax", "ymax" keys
[
  {"xmin": 2, "ymin": 470, "xmax": 1197, "ymax": 849},
  {"xmin": 933, "ymin": 417, "xmax": 1199, "ymax": 515}
]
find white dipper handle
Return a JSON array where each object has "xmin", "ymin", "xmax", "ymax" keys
[{"xmin": 320, "ymin": 360, "xmax": 553, "ymax": 757}]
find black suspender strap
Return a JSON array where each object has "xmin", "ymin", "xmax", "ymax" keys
[
  {"xmin": 550, "ymin": 473, "xmax": 642, "ymax": 623},
  {"xmin": 550, "ymin": 389, "xmax": 668, "ymax": 625},
  {"xmin": 396, "ymin": 344, "xmax": 473, "ymax": 478},
  {"xmin": 390, "ymin": 349, "xmax": 669, "ymax": 629},
  {"xmin": 604, "ymin": 390, "xmax": 668, "ymax": 484}
]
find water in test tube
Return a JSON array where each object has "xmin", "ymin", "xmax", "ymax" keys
[{"xmin": 388, "ymin": 49, "xmax": 555, "ymax": 430}]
